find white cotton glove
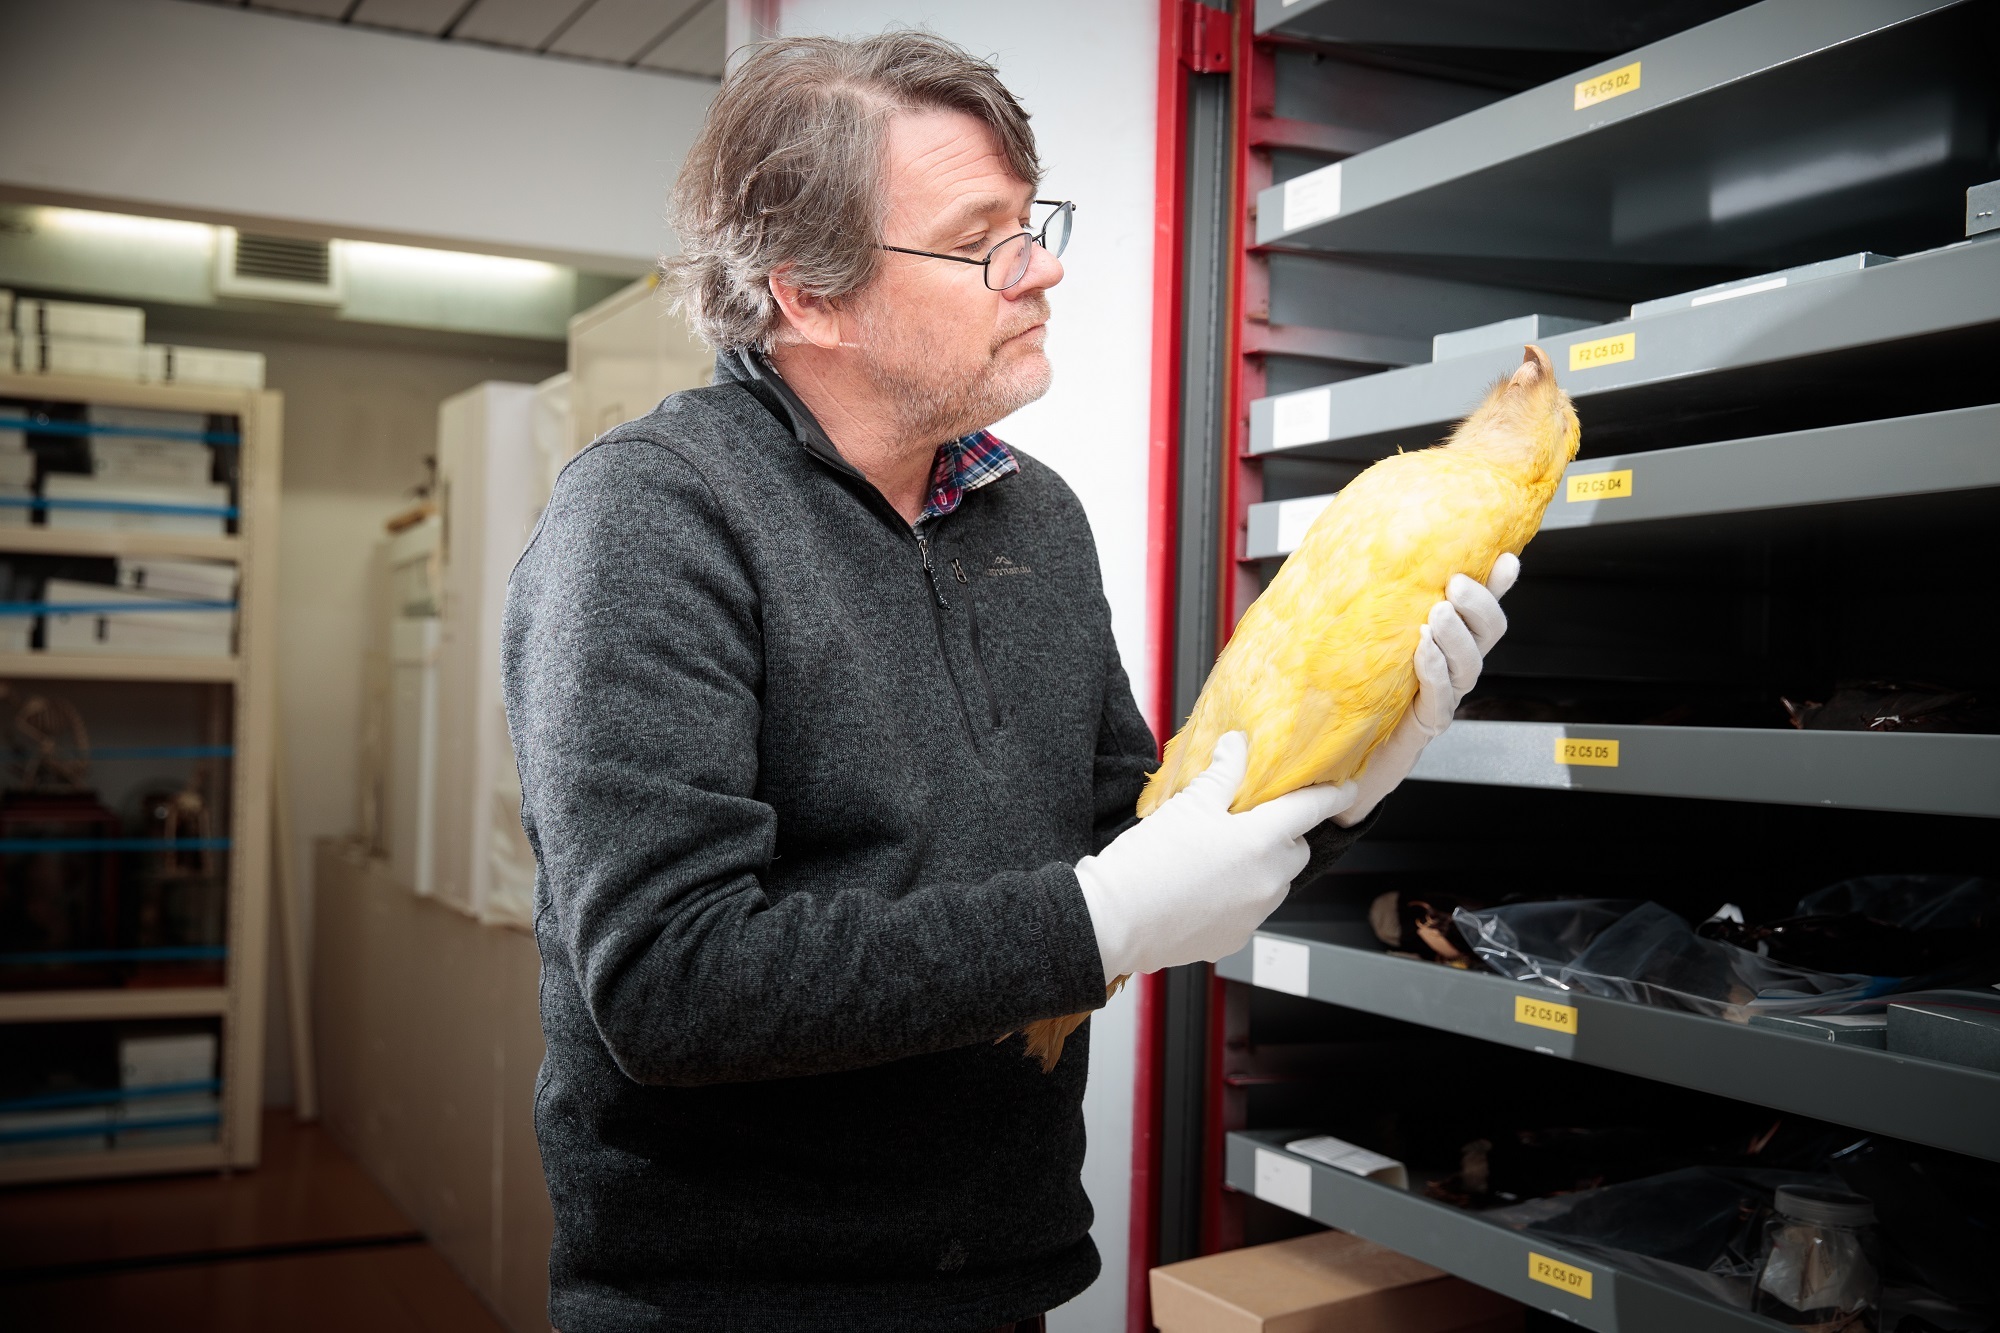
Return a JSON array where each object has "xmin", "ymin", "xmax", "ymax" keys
[
  {"xmin": 1335, "ymin": 553, "xmax": 1518, "ymax": 827},
  {"xmin": 1077, "ymin": 731, "xmax": 1357, "ymax": 984}
]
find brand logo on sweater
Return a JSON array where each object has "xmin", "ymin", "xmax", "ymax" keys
[{"xmin": 983, "ymin": 554, "xmax": 1034, "ymax": 578}]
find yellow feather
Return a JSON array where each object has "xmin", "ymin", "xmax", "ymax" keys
[{"xmin": 1019, "ymin": 345, "xmax": 1581, "ymax": 1071}]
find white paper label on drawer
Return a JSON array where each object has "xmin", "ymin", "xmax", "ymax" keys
[
  {"xmin": 1253, "ymin": 1147, "xmax": 1313, "ymax": 1216},
  {"xmin": 1252, "ymin": 934, "xmax": 1311, "ymax": 996},
  {"xmin": 1274, "ymin": 495, "xmax": 1335, "ymax": 554},
  {"xmin": 1270, "ymin": 387, "xmax": 1331, "ymax": 450},
  {"xmin": 1282, "ymin": 163, "xmax": 1342, "ymax": 232}
]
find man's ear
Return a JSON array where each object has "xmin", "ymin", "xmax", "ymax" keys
[{"xmin": 768, "ymin": 266, "xmax": 846, "ymax": 351}]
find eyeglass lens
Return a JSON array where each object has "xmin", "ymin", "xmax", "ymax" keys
[{"xmin": 987, "ymin": 202, "xmax": 1074, "ymax": 290}]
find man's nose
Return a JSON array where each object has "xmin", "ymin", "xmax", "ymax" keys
[{"xmin": 1009, "ymin": 238, "xmax": 1063, "ymax": 298}]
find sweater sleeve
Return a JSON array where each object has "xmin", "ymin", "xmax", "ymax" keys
[{"xmin": 502, "ymin": 438, "xmax": 1108, "ymax": 1088}]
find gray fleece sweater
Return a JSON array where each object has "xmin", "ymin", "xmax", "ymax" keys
[{"xmin": 501, "ymin": 350, "xmax": 1369, "ymax": 1331}]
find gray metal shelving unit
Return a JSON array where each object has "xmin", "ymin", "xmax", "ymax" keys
[
  {"xmin": 1219, "ymin": 923, "xmax": 2000, "ymax": 1160},
  {"xmin": 1404, "ymin": 721, "xmax": 2000, "ymax": 816},
  {"xmin": 1225, "ymin": 1129, "xmax": 1776, "ymax": 1333},
  {"xmin": 1253, "ymin": 0, "xmax": 1993, "ymax": 267},
  {"xmin": 1150, "ymin": 0, "xmax": 2000, "ymax": 1323},
  {"xmin": 1246, "ymin": 401, "xmax": 2000, "ymax": 557},
  {"xmin": 1249, "ymin": 236, "xmax": 2000, "ymax": 458}
]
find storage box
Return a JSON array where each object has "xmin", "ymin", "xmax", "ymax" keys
[
  {"xmin": 120, "ymin": 1032, "xmax": 218, "ymax": 1088},
  {"xmin": 161, "ymin": 344, "xmax": 265, "ymax": 390},
  {"xmin": 0, "ymin": 1106, "xmax": 113, "ymax": 1159},
  {"xmin": 1151, "ymin": 1231, "xmax": 1522, "ymax": 1333},
  {"xmin": 19, "ymin": 338, "xmax": 165, "ymax": 383},
  {"xmin": 43, "ymin": 578, "xmax": 236, "ymax": 658},
  {"xmin": 0, "ymin": 481, "xmax": 31, "ymax": 529},
  {"xmin": 1886, "ymin": 992, "xmax": 2000, "ymax": 1072},
  {"xmin": 89, "ymin": 436, "xmax": 213, "ymax": 487},
  {"xmin": 12, "ymin": 298, "xmax": 144, "ymax": 345},
  {"xmin": 117, "ymin": 557, "xmax": 239, "ymax": 600},
  {"xmin": 42, "ymin": 475, "xmax": 230, "ymax": 536}
]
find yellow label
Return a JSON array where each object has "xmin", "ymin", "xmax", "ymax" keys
[
  {"xmin": 1555, "ymin": 737, "xmax": 1620, "ymax": 767},
  {"xmin": 1566, "ymin": 469, "xmax": 1633, "ymax": 502},
  {"xmin": 1574, "ymin": 61, "xmax": 1641, "ymax": 110},
  {"xmin": 1515, "ymin": 995, "xmax": 1579, "ymax": 1035},
  {"xmin": 1530, "ymin": 1252, "xmax": 1595, "ymax": 1299},
  {"xmin": 1568, "ymin": 333, "xmax": 1636, "ymax": 372}
]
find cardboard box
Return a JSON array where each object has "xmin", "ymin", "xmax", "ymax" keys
[
  {"xmin": 1151, "ymin": 1231, "xmax": 1522, "ymax": 1333},
  {"xmin": 19, "ymin": 338, "xmax": 165, "ymax": 383},
  {"xmin": 162, "ymin": 344, "xmax": 265, "ymax": 390}
]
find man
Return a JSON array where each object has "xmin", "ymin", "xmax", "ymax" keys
[{"xmin": 502, "ymin": 31, "xmax": 1511, "ymax": 1333}]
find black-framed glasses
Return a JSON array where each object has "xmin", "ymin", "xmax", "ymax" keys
[{"xmin": 878, "ymin": 200, "xmax": 1074, "ymax": 291}]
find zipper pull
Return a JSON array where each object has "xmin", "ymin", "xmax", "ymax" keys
[
  {"xmin": 950, "ymin": 558, "xmax": 968, "ymax": 585},
  {"xmin": 916, "ymin": 534, "xmax": 948, "ymax": 607}
]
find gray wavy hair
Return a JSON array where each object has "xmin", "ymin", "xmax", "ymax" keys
[{"xmin": 663, "ymin": 31, "xmax": 1042, "ymax": 353}]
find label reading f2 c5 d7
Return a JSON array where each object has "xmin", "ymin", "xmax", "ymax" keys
[
  {"xmin": 1529, "ymin": 1252, "xmax": 1595, "ymax": 1300},
  {"xmin": 1574, "ymin": 61, "xmax": 1640, "ymax": 110},
  {"xmin": 1568, "ymin": 333, "xmax": 1635, "ymax": 372}
]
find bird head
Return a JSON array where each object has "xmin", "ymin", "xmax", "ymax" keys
[{"xmin": 1448, "ymin": 344, "xmax": 1581, "ymax": 488}]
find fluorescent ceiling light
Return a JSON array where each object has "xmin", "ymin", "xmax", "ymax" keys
[
  {"xmin": 34, "ymin": 207, "xmax": 214, "ymax": 247},
  {"xmin": 340, "ymin": 240, "xmax": 562, "ymax": 284}
]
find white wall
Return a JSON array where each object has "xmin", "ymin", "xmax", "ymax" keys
[
  {"xmin": 0, "ymin": 0, "xmax": 715, "ymax": 271},
  {"xmin": 734, "ymin": 5, "xmax": 1162, "ymax": 1328}
]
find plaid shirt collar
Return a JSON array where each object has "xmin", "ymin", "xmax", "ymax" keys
[
  {"xmin": 915, "ymin": 430, "xmax": 1018, "ymax": 530},
  {"xmin": 722, "ymin": 349, "xmax": 1018, "ymax": 531}
]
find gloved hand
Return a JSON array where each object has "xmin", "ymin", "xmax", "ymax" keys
[
  {"xmin": 1335, "ymin": 553, "xmax": 1518, "ymax": 827},
  {"xmin": 1077, "ymin": 731, "xmax": 1356, "ymax": 984}
]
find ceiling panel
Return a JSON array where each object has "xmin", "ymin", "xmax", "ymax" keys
[
  {"xmin": 449, "ymin": 0, "xmax": 582, "ymax": 48},
  {"xmin": 637, "ymin": 0, "xmax": 723, "ymax": 78},
  {"xmin": 349, "ymin": 0, "xmax": 468, "ymax": 35},
  {"xmin": 548, "ymin": 0, "xmax": 700, "ymax": 63},
  {"xmin": 249, "ymin": 0, "xmax": 355, "ymax": 17}
]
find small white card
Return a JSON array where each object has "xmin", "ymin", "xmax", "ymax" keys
[
  {"xmin": 1283, "ymin": 163, "xmax": 1343, "ymax": 231},
  {"xmin": 1270, "ymin": 386, "xmax": 1331, "ymax": 450},
  {"xmin": 1273, "ymin": 495, "xmax": 1335, "ymax": 554},
  {"xmin": 1252, "ymin": 934, "xmax": 1311, "ymax": 996},
  {"xmin": 1253, "ymin": 1147, "xmax": 1314, "ymax": 1216},
  {"xmin": 1285, "ymin": 1134, "xmax": 1411, "ymax": 1190}
]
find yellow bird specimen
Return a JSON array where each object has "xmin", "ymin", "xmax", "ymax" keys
[{"xmin": 1020, "ymin": 344, "xmax": 1579, "ymax": 1070}]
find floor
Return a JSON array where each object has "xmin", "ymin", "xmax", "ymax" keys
[{"xmin": 0, "ymin": 1111, "xmax": 512, "ymax": 1333}]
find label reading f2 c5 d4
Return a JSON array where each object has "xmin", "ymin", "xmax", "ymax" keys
[
  {"xmin": 1574, "ymin": 61, "xmax": 1640, "ymax": 110},
  {"xmin": 1565, "ymin": 469, "xmax": 1632, "ymax": 503},
  {"xmin": 1529, "ymin": 1252, "xmax": 1595, "ymax": 1300},
  {"xmin": 1568, "ymin": 333, "xmax": 1635, "ymax": 372}
]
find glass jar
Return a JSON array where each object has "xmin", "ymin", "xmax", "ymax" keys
[{"xmin": 1752, "ymin": 1184, "xmax": 1882, "ymax": 1333}]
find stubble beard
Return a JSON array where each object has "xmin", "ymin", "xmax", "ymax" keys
[{"xmin": 854, "ymin": 295, "xmax": 1053, "ymax": 448}]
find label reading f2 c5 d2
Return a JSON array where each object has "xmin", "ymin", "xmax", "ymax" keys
[
  {"xmin": 1529, "ymin": 1252, "xmax": 1595, "ymax": 1300},
  {"xmin": 1568, "ymin": 333, "xmax": 1635, "ymax": 372},
  {"xmin": 1574, "ymin": 61, "xmax": 1641, "ymax": 110}
]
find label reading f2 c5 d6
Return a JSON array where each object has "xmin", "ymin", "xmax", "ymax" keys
[
  {"xmin": 1515, "ymin": 995, "xmax": 1579, "ymax": 1035},
  {"xmin": 1529, "ymin": 1252, "xmax": 1595, "ymax": 1300},
  {"xmin": 1555, "ymin": 737, "xmax": 1619, "ymax": 767},
  {"xmin": 1568, "ymin": 333, "xmax": 1635, "ymax": 372},
  {"xmin": 1574, "ymin": 61, "xmax": 1640, "ymax": 110}
]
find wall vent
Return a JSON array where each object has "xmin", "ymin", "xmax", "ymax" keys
[{"xmin": 214, "ymin": 228, "xmax": 345, "ymax": 305}]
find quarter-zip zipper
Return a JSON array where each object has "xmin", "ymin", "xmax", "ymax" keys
[
  {"xmin": 956, "ymin": 564, "xmax": 1004, "ymax": 730},
  {"xmin": 916, "ymin": 530, "xmax": 980, "ymax": 744}
]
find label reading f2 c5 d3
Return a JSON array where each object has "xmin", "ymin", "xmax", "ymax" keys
[
  {"xmin": 1568, "ymin": 333, "xmax": 1635, "ymax": 372},
  {"xmin": 1574, "ymin": 61, "xmax": 1640, "ymax": 110},
  {"xmin": 1529, "ymin": 1252, "xmax": 1595, "ymax": 1300}
]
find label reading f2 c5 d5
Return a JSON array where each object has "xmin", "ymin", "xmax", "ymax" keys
[
  {"xmin": 1529, "ymin": 1252, "xmax": 1595, "ymax": 1300},
  {"xmin": 1555, "ymin": 737, "xmax": 1619, "ymax": 767},
  {"xmin": 1568, "ymin": 333, "xmax": 1635, "ymax": 372},
  {"xmin": 1574, "ymin": 61, "xmax": 1640, "ymax": 110}
]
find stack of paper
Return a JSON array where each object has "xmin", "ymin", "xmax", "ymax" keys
[
  {"xmin": 43, "ymin": 578, "xmax": 236, "ymax": 658},
  {"xmin": 11, "ymin": 298, "xmax": 153, "ymax": 384},
  {"xmin": 85, "ymin": 406, "xmax": 215, "ymax": 487},
  {"xmin": 114, "ymin": 1032, "xmax": 220, "ymax": 1150},
  {"xmin": 42, "ymin": 475, "xmax": 231, "ymax": 537}
]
